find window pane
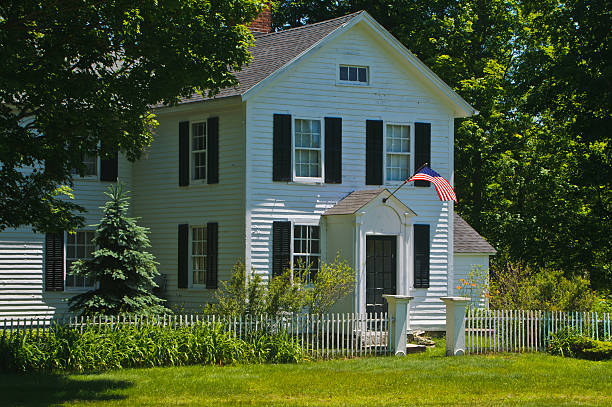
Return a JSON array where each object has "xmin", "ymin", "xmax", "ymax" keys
[
  {"xmin": 339, "ymin": 66, "xmax": 348, "ymax": 80},
  {"xmin": 358, "ymin": 67, "xmax": 367, "ymax": 82},
  {"xmin": 349, "ymin": 66, "xmax": 357, "ymax": 81}
]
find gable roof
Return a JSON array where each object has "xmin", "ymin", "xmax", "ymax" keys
[
  {"xmin": 323, "ymin": 188, "xmax": 386, "ymax": 215},
  {"xmin": 324, "ymin": 190, "xmax": 496, "ymax": 254},
  {"xmin": 172, "ymin": 11, "xmax": 476, "ymax": 117},
  {"xmin": 454, "ymin": 212, "xmax": 497, "ymax": 254},
  {"xmin": 177, "ymin": 12, "xmax": 362, "ymax": 105}
]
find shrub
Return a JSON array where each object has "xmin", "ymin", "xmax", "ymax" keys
[
  {"xmin": 489, "ymin": 261, "xmax": 600, "ymax": 311},
  {"xmin": 547, "ymin": 327, "xmax": 612, "ymax": 361},
  {"xmin": 0, "ymin": 321, "xmax": 305, "ymax": 373},
  {"xmin": 309, "ymin": 255, "xmax": 355, "ymax": 314}
]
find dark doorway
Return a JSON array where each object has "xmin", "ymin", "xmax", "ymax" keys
[{"xmin": 366, "ymin": 235, "xmax": 397, "ymax": 314}]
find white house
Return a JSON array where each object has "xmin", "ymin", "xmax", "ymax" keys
[{"xmin": 0, "ymin": 11, "xmax": 495, "ymax": 330}]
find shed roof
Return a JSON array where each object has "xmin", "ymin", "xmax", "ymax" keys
[{"xmin": 454, "ymin": 212, "xmax": 497, "ymax": 254}]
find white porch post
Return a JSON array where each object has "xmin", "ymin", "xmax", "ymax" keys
[
  {"xmin": 383, "ymin": 295, "xmax": 413, "ymax": 356},
  {"xmin": 441, "ymin": 296, "xmax": 470, "ymax": 356}
]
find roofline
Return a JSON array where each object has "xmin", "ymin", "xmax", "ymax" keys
[
  {"xmin": 242, "ymin": 11, "xmax": 363, "ymax": 101},
  {"xmin": 356, "ymin": 12, "xmax": 477, "ymax": 118},
  {"xmin": 242, "ymin": 11, "xmax": 478, "ymax": 118}
]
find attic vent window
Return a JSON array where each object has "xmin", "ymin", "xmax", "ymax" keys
[{"xmin": 339, "ymin": 65, "xmax": 368, "ymax": 84}]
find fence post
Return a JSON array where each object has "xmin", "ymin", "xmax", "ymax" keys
[
  {"xmin": 382, "ymin": 295, "xmax": 413, "ymax": 356},
  {"xmin": 441, "ymin": 297, "xmax": 471, "ymax": 356}
]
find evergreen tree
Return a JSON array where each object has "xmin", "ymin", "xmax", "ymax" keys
[{"xmin": 69, "ymin": 183, "xmax": 168, "ymax": 316}]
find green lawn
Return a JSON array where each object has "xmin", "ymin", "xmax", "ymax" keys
[{"xmin": 2, "ymin": 345, "xmax": 611, "ymax": 406}]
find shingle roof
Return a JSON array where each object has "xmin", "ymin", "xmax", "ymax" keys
[
  {"xmin": 323, "ymin": 189, "xmax": 386, "ymax": 215},
  {"xmin": 454, "ymin": 212, "xmax": 497, "ymax": 254},
  {"xmin": 176, "ymin": 12, "xmax": 362, "ymax": 105}
]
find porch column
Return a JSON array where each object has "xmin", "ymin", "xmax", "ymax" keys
[
  {"xmin": 440, "ymin": 296, "xmax": 470, "ymax": 356},
  {"xmin": 383, "ymin": 295, "xmax": 413, "ymax": 356}
]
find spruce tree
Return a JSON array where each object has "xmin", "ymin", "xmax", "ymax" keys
[{"xmin": 69, "ymin": 183, "xmax": 169, "ymax": 316}]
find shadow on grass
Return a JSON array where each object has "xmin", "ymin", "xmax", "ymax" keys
[{"xmin": 0, "ymin": 373, "xmax": 132, "ymax": 407}]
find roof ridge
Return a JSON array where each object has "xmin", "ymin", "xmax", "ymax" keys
[{"xmin": 254, "ymin": 11, "xmax": 363, "ymax": 39}]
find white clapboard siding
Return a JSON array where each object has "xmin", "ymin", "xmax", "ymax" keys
[
  {"xmin": 0, "ymin": 157, "xmax": 131, "ymax": 320},
  {"xmin": 132, "ymin": 101, "xmax": 246, "ymax": 312},
  {"xmin": 453, "ymin": 254, "xmax": 490, "ymax": 309},
  {"xmin": 245, "ymin": 23, "xmax": 454, "ymax": 330}
]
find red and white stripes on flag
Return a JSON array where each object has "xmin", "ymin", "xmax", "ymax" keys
[{"xmin": 408, "ymin": 166, "xmax": 457, "ymax": 202}]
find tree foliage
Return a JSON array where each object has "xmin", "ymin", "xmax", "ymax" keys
[
  {"xmin": 69, "ymin": 183, "xmax": 168, "ymax": 316},
  {"xmin": 273, "ymin": 0, "xmax": 611, "ymax": 288},
  {"xmin": 0, "ymin": 0, "xmax": 263, "ymax": 232}
]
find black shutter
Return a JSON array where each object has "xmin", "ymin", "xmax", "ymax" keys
[
  {"xmin": 414, "ymin": 122, "xmax": 431, "ymax": 187},
  {"xmin": 45, "ymin": 232, "xmax": 64, "ymax": 291},
  {"xmin": 273, "ymin": 114, "xmax": 292, "ymax": 181},
  {"xmin": 324, "ymin": 117, "xmax": 342, "ymax": 184},
  {"xmin": 414, "ymin": 224, "xmax": 430, "ymax": 288},
  {"xmin": 366, "ymin": 120, "xmax": 383, "ymax": 185},
  {"xmin": 207, "ymin": 117, "xmax": 219, "ymax": 184},
  {"xmin": 272, "ymin": 221, "xmax": 291, "ymax": 277},
  {"xmin": 178, "ymin": 224, "xmax": 188, "ymax": 288},
  {"xmin": 179, "ymin": 121, "xmax": 190, "ymax": 187},
  {"xmin": 206, "ymin": 222, "xmax": 218, "ymax": 288},
  {"xmin": 100, "ymin": 145, "xmax": 118, "ymax": 182}
]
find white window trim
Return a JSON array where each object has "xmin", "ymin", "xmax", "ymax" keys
[
  {"xmin": 292, "ymin": 117, "xmax": 325, "ymax": 183},
  {"xmin": 190, "ymin": 121, "xmax": 207, "ymax": 183},
  {"xmin": 383, "ymin": 122, "xmax": 415, "ymax": 186},
  {"xmin": 189, "ymin": 225, "xmax": 207, "ymax": 289},
  {"xmin": 72, "ymin": 154, "xmax": 100, "ymax": 180},
  {"xmin": 290, "ymin": 222, "xmax": 322, "ymax": 285},
  {"xmin": 335, "ymin": 63, "xmax": 370, "ymax": 87},
  {"xmin": 64, "ymin": 230, "xmax": 96, "ymax": 292}
]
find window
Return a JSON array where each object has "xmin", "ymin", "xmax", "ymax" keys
[
  {"xmin": 339, "ymin": 65, "xmax": 368, "ymax": 84},
  {"xmin": 191, "ymin": 122, "xmax": 207, "ymax": 180},
  {"xmin": 294, "ymin": 119, "xmax": 322, "ymax": 180},
  {"xmin": 191, "ymin": 226, "xmax": 207, "ymax": 286},
  {"xmin": 71, "ymin": 153, "xmax": 97, "ymax": 177},
  {"xmin": 293, "ymin": 225, "xmax": 320, "ymax": 282},
  {"xmin": 385, "ymin": 124, "xmax": 411, "ymax": 181},
  {"xmin": 65, "ymin": 230, "xmax": 95, "ymax": 289}
]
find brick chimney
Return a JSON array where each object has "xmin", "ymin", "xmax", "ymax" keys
[{"xmin": 248, "ymin": 2, "xmax": 271, "ymax": 34}]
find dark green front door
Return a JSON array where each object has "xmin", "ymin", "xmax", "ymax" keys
[{"xmin": 366, "ymin": 236, "xmax": 397, "ymax": 314}]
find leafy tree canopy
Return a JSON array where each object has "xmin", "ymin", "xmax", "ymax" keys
[
  {"xmin": 273, "ymin": 0, "xmax": 611, "ymax": 288},
  {"xmin": 0, "ymin": 0, "xmax": 263, "ymax": 232}
]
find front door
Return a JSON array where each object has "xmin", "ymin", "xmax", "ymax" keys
[{"xmin": 366, "ymin": 236, "xmax": 397, "ymax": 314}]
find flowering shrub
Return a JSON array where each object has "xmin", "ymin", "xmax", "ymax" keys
[{"xmin": 456, "ymin": 265, "xmax": 489, "ymax": 311}]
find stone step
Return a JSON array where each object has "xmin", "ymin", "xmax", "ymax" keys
[{"xmin": 406, "ymin": 343, "xmax": 427, "ymax": 354}]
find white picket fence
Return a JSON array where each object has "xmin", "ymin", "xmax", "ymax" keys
[
  {"xmin": 466, "ymin": 309, "xmax": 612, "ymax": 354},
  {"xmin": 0, "ymin": 312, "xmax": 391, "ymax": 359}
]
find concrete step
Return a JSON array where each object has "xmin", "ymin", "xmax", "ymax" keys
[{"xmin": 406, "ymin": 343, "xmax": 427, "ymax": 354}]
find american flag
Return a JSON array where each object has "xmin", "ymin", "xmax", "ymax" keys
[{"xmin": 408, "ymin": 166, "xmax": 457, "ymax": 202}]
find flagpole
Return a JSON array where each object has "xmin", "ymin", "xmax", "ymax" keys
[{"xmin": 382, "ymin": 162, "xmax": 428, "ymax": 203}]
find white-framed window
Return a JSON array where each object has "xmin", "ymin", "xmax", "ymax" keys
[
  {"xmin": 293, "ymin": 225, "xmax": 321, "ymax": 283},
  {"xmin": 191, "ymin": 226, "xmax": 207, "ymax": 287},
  {"xmin": 293, "ymin": 118, "xmax": 323, "ymax": 181},
  {"xmin": 385, "ymin": 124, "xmax": 413, "ymax": 182},
  {"xmin": 70, "ymin": 153, "xmax": 98, "ymax": 177},
  {"xmin": 65, "ymin": 230, "xmax": 95, "ymax": 290},
  {"xmin": 191, "ymin": 122, "xmax": 207, "ymax": 181},
  {"xmin": 339, "ymin": 65, "xmax": 369, "ymax": 84}
]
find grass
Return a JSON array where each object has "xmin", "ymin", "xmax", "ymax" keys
[{"xmin": 1, "ymin": 343, "xmax": 611, "ymax": 407}]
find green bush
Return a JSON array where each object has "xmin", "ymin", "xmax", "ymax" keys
[
  {"xmin": 0, "ymin": 322, "xmax": 305, "ymax": 373},
  {"xmin": 490, "ymin": 261, "xmax": 600, "ymax": 311},
  {"xmin": 547, "ymin": 327, "xmax": 612, "ymax": 361}
]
